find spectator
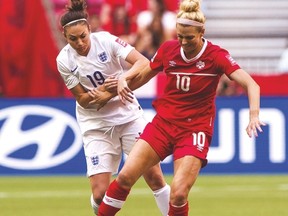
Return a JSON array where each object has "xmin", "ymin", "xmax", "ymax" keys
[
  {"xmin": 134, "ymin": 28, "xmax": 156, "ymax": 59},
  {"xmin": 135, "ymin": 15, "xmax": 164, "ymax": 59},
  {"xmin": 163, "ymin": 0, "xmax": 180, "ymax": 12},
  {"xmin": 100, "ymin": 1, "xmax": 137, "ymax": 44},
  {"xmin": 52, "ymin": 0, "xmax": 66, "ymax": 18},
  {"xmin": 87, "ymin": 0, "xmax": 104, "ymax": 32},
  {"xmin": 137, "ymin": 0, "xmax": 176, "ymax": 43},
  {"xmin": 88, "ymin": 13, "xmax": 103, "ymax": 32}
]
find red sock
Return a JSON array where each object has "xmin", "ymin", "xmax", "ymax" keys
[
  {"xmin": 98, "ymin": 180, "xmax": 130, "ymax": 216},
  {"xmin": 168, "ymin": 202, "xmax": 189, "ymax": 216}
]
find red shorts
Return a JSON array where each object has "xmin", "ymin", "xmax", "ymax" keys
[{"xmin": 140, "ymin": 115, "xmax": 211, "ymax": 167}]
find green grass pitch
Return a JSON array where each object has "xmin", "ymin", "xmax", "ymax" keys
[{"xmin": 0, "ymin": 175, "xmax": 288, "ymax": 216}]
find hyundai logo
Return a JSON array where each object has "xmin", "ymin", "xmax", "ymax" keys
[{"xmin": 0, "ymin": 105, "xmax": 82, "ymax": 170}]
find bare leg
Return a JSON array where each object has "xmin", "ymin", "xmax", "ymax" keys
[
  {"xmin": 98, "ymin": 139, "xmax": 162, "ymax": 215},
  {"xmin": 169, "ymin": 156, "xmax": 202, "ymax": 216},
  {"xmin": 117, "ymin": 139, "xmax": 161, "ymax": 189},
  {"xmin": 89, "ymin": 172, "xmax": 112, "ymax": 215},
  {"xmin": 142, "ymin": 163, "xmax": 170, "ymax": 216}
]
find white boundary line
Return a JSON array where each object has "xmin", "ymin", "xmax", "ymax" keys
[{"xmin": 1, "ymin": 185, "xmax": 287, "ymax": 199}]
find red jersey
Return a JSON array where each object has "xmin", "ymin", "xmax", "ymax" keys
[{"xmin": 150, "ymin": 39, "xmax": 240, "ymax": 135}]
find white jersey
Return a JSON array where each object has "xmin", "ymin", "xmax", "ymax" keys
[{"xmin": 56, "ymin": 31, "xmax": 143, "ymax": 134}]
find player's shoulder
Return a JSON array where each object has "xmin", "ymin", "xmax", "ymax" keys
[
  {"xmin": 203, "ymin": 39, "xmax": 232, "ymax": 62},
  {"xmin": 56, "ymin": 44, "xmax": 77, "ymax": 70},
  {"xmin": 92, "ymin": 31, "xmax": 132, "ymax": 51},
  {"xmin": 90, "ymin": 31, "xmax": 123, "ymax": 48},
  {"xmin": 91, "ymin": 31, "xmax": 111, "ymax": 37},
  {"xmin": 56, "ymin": 44, "xmax": 71, "ymax": 63},
  {"xmin": 205, "ymin": 39, "xmax": 239, "ymax": 68},
  {"xmin": 158, "ymin": 40, "xmax": 180, "ymax": 55},
  {"xmin": 90, "ymin": 31, "xmax": 114, "ymax": 42},
  {"xmin": 161, "ymin": 40, "xmax": 179, "ymax": 49}
]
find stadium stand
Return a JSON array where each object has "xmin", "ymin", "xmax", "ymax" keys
[
  {"xmin": 1, "ymin": 0, "xmax": 287, "ymax": 97},
  {"xmin": 203, "ymin": 0, "xmax": 288, "ymax": 74},
  {"xmin": 50, "ymin": 0, "xmax": 288, "ymax": 75}
]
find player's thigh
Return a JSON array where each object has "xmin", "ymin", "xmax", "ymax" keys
[
  {"xmin": 117, "ymin": 139, "xmax": 161, "ymax": 188},
  {"xmin": 120, "ymin": 116, "xmax": 148, "ymax": 155}
]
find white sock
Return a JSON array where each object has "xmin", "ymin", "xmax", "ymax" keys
[
  {"xmin": 90, "ymin": 194, "xmax": 99, "ymax": 215},
  {"xmin": 153, "ymin": 184, "xmax": 171, "ymax": 216}
]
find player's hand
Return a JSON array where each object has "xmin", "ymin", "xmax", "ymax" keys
[
  {"xmin": 246, "ymin": 116, "xmax": 266, "ymax": 138},
  {"xmin": 104, "ymin": 76, "xmax": 118, "ymax": 93},
  {"xmin": 88, "ymin": 88, "xmax": 111, "ymax": 110},
  {"xmin": 117, "ymin": 76, "xmax": 134, "ymax": 104}
]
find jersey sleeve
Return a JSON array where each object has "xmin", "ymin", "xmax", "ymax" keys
[
  {"xmin": 214, "ymin": 48, "xmax": 241, "ymax": 77},
  {"xmin": 56, "ymin": 53, "xmax": 79, "ymax": 90},
  {"xmin": 106, "ymin": 32, "xmax": 134, "ymax": 60},
  {"xmin": 150, "ymin": 43, "xmax": 165, "ymax": 71}
]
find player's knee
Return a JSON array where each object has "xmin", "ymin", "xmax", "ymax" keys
[
  {"xmin": 92, "ymin": 188, "xmax": 106, "ymax": 204},
  {"xmin": 117, "ymin": 172, "xmax": 135, "ymax": 190},
  {"xmin": 144, "ymin": 164, "xmax": 165, "ymax": 187},
  {"xmin": 170, "ymin": 188, "xmax": 188, "ymax": 206}
]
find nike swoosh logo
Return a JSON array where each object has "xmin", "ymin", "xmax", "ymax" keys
[{"xmin": 71, "ymin": 66, "xmax": 78, "ymax": 72}]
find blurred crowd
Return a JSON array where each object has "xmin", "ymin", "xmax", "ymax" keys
[
  {"xmin": 0, "ymin": 0, "xmax": 244, "ymax": 97},
  {"xmin": 53, "ymin": 0, "xmax": 244, "ymax": 96},
  {"xmin": 53, "ymin": 0, "xmax": 179, "ymax": 59}
]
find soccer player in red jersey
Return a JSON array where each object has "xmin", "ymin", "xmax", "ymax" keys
[{"xmin": 98, "ymin": 0, "xmax": 266, "ymax": 215}]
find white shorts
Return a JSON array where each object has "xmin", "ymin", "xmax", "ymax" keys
[{"xmin": 83, "ymin": 116, "xmax": 148, "ymax": 177}]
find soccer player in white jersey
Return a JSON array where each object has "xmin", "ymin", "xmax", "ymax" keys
[{"xmin": 56, "ymin": 0, "xmax": 170, "ymax": 215}]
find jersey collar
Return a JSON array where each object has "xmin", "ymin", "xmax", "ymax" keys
[{"xmin": 180, "ymin": 38, "xmax": 207, "ymax": 63}]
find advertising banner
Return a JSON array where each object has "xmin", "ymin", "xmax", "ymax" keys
[{"xmin": 0, "ymin": 97, "xmax": 287, "ymax": 175}]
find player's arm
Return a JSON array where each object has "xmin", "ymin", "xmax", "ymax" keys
[
  {"xmin": 57, "ymin": 59, "xmax": 116, "ymax": 109},
  {"xmin": 229, "ymin": 69, "xmax": 266, "ymax": 137},
  {"xmin": 88, "ymin": 76, "xmax": 119, "ymax": 110},
  {"xmin": 70, "ymin": 83, "xmax": 115, "ymax": 109},
  {"xmin": 118, "ymin": 49, "xmax": 156, "ymax": 103}
]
